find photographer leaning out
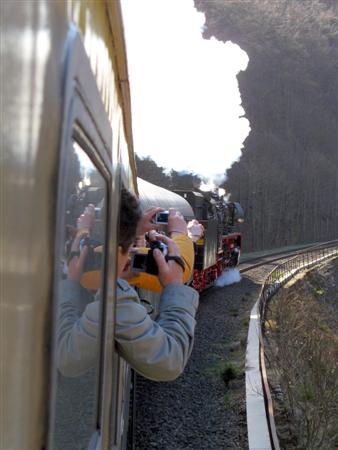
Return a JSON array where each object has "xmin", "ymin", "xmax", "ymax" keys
[{"xmin": 57, "ymin": 187, "xmax": 199, "ymax": 381}]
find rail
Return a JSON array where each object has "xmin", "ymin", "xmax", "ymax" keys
[
  {"xmin": 240, "ymin": 239, "xmax": 338, "ymax": 274},
  {"xmin": 245, "ymin": 241, "xmax": 338, "ymax": 450}
]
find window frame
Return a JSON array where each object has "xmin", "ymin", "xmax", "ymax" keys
[{"xmin": 48, "ymin": 26, "xmax": 120, "ymax": 450}]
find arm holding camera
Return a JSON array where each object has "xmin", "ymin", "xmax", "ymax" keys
[
  {"xmin": 57, "ymin": 190, "xmax": 199, "ymax": 381},
  {"xmin": 116, "ymin": 232, "xmax": 199, "ymax": 381},
  {"xmin": 133, "ymin": 207, "xmax": 163, "ymax": 247},
  {"xmin": 152, "ymin": 234, "xmax": 184, "ymax": 286},
  {"xmin": 136, "ymin": 206, "xmax": 163, "ymax": 236},
  {"xmin": 66, "ymin": 204, "xmax": 194, "ymax": 291},
  {"xmin": 127, "ymin": 208, "xmax": 194, "ymax": 291},
  {"xmin": 167, "ymin": 208, "xmax": 195, "ymax": 281},
  {"xmin": 67, "ymin": 204, "xmax": 95, "ymax": 282},
  {"xmin": 167, "ymin": 208, "xmax": 188, "ymax": 236}
]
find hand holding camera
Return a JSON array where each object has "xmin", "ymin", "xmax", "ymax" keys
[
  {"xmin": 167, "ymin": 208, "xmax": 188, "ymax": 236},
  {"xmin": 131, "ymin": 206, "xmax": 187, "ymax": 287},
  {"xmin": 131, "ymin": 240, "xmax": 168, "ymax": 275},
  {"xmin": 152, "ymin": 234, "xmax": 184, "ymax": 287},
  {"xmin": 76, "ymin": 204, "xmax": 95, "ymax": 236},
  {"xmin": 136, "ymin": 207, "xmax": 164, "ymax": 237},
  {"xmin": 131, "ymin": 234, "xmax": 185, "ymax": 286},
  {"xmin": 137, "ymin": 206, "xmax": 187, "ymax": 235}
]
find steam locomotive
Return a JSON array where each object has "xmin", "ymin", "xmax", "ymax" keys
[{"xmin": 174, "ymin": 188, "xmax": 243, "ymax": 291}]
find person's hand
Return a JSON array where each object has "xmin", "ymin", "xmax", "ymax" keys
[
  {"xmin": 167, "ymin": 208, "xmax": 187, "ymax": 236},
  {"xmin": 67, "ymin": 246, "xmax": 89, "ymax": 281},
  {"xmin": 67, "ymin": 204, "xmax": 95, "ymax": 281},
  {"xmin": 76, "ymin": 204, "xmax": 95, "ymax": 236},
  {"xmin": 187, "ymin": 219, "xmax": 204, "ymax": 242},
  {"xmin": 136, "ymin": 207, "xmax": 163, "ymax": 237},
  {"xmin": 152, "ymin": 234, "xmax": 184, "ymax": 287}
]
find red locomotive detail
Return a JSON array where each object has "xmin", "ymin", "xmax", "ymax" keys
[{"xmin": 173, "ymin": 189, "xmax": 244, "ymax": 292}]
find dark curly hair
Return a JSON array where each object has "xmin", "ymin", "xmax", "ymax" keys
[{"xmin": 118, "ymin": 187, "xmax": 142, "ymax": 254}]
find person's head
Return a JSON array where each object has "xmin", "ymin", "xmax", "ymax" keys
[{"xmin": 117, "ymin": 186, "xmax": 142, "ymax": 275}]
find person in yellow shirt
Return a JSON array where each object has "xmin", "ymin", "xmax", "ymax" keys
[
  {"xmin": 72, "ymin": 205, "xmax": 195, "ymax": 293},
  {"xmin": 126, "ymin": 207, "xmax": 195, "ymax": 292}
]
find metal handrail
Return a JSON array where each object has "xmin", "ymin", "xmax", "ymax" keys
[
  {"xmin": 260, "ymin": 244, "xmax": 338, "ymax": 323},
  {"xmin": 246, "ymin": 243, "xmax": 338, "ymax": 450}
]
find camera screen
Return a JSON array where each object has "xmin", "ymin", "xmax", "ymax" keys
[
  {"xmin": 155, "ymin": 212, "xmax": 169, "ymax": 223},
  {"xmin": 131, "ymin": 254, "xmax": 148, "ymax": 271}
]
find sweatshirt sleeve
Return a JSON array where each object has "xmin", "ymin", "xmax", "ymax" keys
[
  {"xmin": 57, "ymin": 278, "xmax": 199, "ymax": 381},
  {"xmin": 56, "ymin": 280, "xmax": 101, "ymax": 377},
  {"xmin": 115, "ymin": 281, "xmax": 199, "ymax": 381}
]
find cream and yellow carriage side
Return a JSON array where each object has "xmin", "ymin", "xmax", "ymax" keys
[{"xmin": 2, "ymin": 2, "xmax": 139, "ymax": 449}]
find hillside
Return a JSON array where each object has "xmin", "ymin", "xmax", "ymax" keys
[
  {"xmin": 265, "ymin": 257, "xmax": 338, "ymax": 448},
  {"xmin": 195, "ymin": 0, "xmax": 338, "ymax": 251}
]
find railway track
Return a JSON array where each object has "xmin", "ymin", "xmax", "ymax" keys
[
  {"xmin": 239, "ymin": 239, "xmax": 338, "ymax": 273},
  {"xmin": 131, "ymin": 258, "xmax": 289, "ymax": 449}
]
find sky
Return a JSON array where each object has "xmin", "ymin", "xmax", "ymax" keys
[{"xmin": 121, "ymin": 0, "xmax": 250, "ymax": 187}]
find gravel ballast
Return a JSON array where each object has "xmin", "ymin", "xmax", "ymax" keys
[{"xmin": 133, "ymin": 265, "xmax": 276, "ymax": 450}]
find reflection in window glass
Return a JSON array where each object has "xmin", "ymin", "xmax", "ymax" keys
[{"xmin": 52, "ymin": 142, "xmax": 107, "ymax": 450}]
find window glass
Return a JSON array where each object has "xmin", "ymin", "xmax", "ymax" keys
[{"xmin": 51, "ymin": 141, "xmax": 107, "ymax": 450}]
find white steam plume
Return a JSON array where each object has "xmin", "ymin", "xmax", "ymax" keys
[
  {"xmin": 214, "ymin": 268, "xmax": 241, "ymax": 287},
  {"xmin": 122, "ymin": 0, "xmax": 250, "ymax": 185}
]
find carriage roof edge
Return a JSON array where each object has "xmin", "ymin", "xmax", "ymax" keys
[{"xmin": 137, "ymin": 178, "xmax": 195, "ymax": 220}]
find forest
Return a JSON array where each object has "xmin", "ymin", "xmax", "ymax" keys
[{"xmin": 137, "ymin": 0, "xmax": 338, "ymax": 252}]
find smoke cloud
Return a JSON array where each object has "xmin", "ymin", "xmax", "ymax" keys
[
  {"xmin": 214, "ymin": 268, "xmax": 241, "ymax": 287},
  {"xmin": 122, "ymin": 0, "xmax": 250, "ymax": 185}
]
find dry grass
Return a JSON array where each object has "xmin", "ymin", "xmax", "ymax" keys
[{"xmin": 264, "ymin": 266, "xmax": 338, "ymax": 450}]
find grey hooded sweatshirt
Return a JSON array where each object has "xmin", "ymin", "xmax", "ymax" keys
[{"xmin": 56, "ymin": 279, "xmax": 199, "ymax": 381}]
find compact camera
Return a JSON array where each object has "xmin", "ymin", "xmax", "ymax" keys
[
  {"xmin": 131, "ymin": 240, "xmax": 168, "ymax": 275},
  {"xmin": 153, "ymin": 210, "xmax": 169, "ymax": 224}
]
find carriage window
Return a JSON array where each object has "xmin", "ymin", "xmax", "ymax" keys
[{"xmin": 51, "ymin": 141, "xmax": 107, "ymax": 450}]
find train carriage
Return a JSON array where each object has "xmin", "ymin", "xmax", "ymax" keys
[
  {"xmin": 137, "ymin": 178, "xmax": 194, "ymax": 220},
  {"xmin": 2, "ymin": 1, "xmax": 138, "ymax": 449}
]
